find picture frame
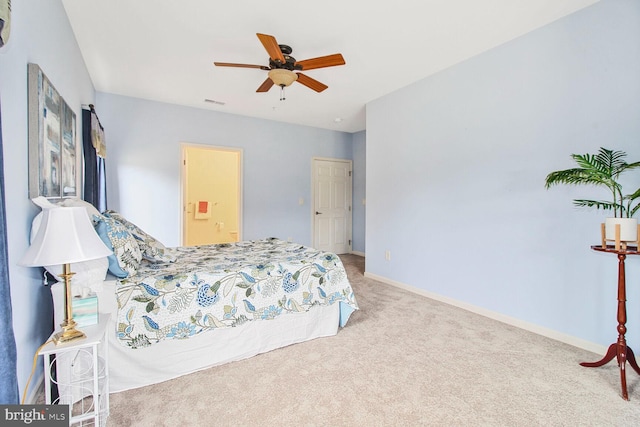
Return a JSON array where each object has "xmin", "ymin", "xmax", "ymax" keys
[
  {"xmin": 28, "ymin": 63, "xmax": 79, "ymax": 199},
  {"xmin": 60, "ymin": 100, "xmax": 77, "ymax": 196},
  {"xmin": 0, "ymin": 0, "xmax": 10, "ymax": 48}
]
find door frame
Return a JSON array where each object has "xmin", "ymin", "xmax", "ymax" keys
[
  {"xmin": 311, "ymin": 157, "xmax": 353, "ymax": 251},
  {"xmin": 180, "ymin": 142, "xmax": 243, "ymax": 246}
]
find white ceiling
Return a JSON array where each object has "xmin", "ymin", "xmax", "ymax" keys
[{"xmin": 61, "ymin": 0, "xmax": 599, "ymax": 133}]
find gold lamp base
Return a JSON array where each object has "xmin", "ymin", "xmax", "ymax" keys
[
  {"xmin": 54, "ymin": 264, "xmax": 86, "ymax": 345},
  {"xmin": 53, "ymin": 319, "xmax": 86, "ymax": 345}
]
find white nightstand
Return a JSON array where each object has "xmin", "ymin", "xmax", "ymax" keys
[{"xmin": 39, "ymin": 314, "xmax": 110, "ymax": 427}]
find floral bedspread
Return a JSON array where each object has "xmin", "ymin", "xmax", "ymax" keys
[{"xmin": 115, "ymin": 238, "xmax": 358, "ymax": 348}]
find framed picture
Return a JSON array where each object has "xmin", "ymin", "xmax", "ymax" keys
[
  {"xmin": 28, "ymin": 63, "xmax": 79, "ymax": 198},
  {"xmin": 60, "ymin": 101, "xmax": 77, "ymax": 196},
  {"xmin": 0, "ymin": 0, "xmax": 10, "ymax": 48}
]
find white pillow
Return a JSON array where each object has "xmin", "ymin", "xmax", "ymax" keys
[
  {"xmin": 40, "ymin": 257, "xmax": 109, "ymax": 297},
  {"xmin": 30, "ymin": 199, "xmax": 109, "ymax": 294}
]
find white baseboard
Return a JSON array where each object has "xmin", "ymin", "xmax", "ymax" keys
[
  {"xmin": 364, "ymin": 271, "xmax": 607, "ymax": 355},
  {"xmin": 350, "ymin": 251, "xmax": 365, "ymax": 257}
]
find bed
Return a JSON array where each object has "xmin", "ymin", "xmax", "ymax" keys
[{"xmin": 49, "ymin": 207, "xmax": 358, "ymax": 392}]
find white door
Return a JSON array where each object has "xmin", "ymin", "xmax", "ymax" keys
[{"xmin": 313, "ymin": 158, "xmax": 352, "ymax": 254}]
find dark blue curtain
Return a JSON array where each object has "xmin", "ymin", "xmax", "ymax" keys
[
  {"xmin": 82, "ymin": 106, "xmax": 107, "ymax": 212},
  {"xmin": 97, "ymin": 156, "xmax": 107, "ymax": 212},
  {"xmin": 0, "ymin": 100, "xmax": 19, "ymax": 404}
]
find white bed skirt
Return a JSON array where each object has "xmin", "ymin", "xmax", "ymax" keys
[{"xmin": 52, "ymin": 279, "xmax": 341, "ymax": 392}]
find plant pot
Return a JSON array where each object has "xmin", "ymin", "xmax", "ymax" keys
[{"xmin": 604, "ymin": 217, "xmax": 639, "ymax": 242}]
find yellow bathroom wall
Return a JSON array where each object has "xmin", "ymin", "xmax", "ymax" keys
[{"xmin": 184, "ymin": 146, "xmax": 240, "ymax": 246}]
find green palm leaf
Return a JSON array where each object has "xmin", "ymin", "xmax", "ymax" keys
[
  {"xmin": 625, "ymin": 187, "xmax": 640, "ymax": 217},
  {"xmin": 572, "ymin": 199, "xmax": 621, "ymax": 211},
  {"xmin": 545, "ymin": 147, "xmax": 639, "ymax": 218}
]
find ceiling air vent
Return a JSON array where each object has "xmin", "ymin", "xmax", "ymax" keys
[{"xmin": 204, "ymin": 99, "xmax": 225, "ymax": 106}]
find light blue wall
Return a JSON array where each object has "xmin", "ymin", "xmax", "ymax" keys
[
  {"xmin": 94, "ymin": 93, "xmax": 354, "ymax": 248},
  {"xmin": 0, "ymin": 1, "xmax": 95, "ymax": 399},
  {"xmin": 352, "ymin": 131, "xmax": 366, "ymax": 254},
  {"xmin": 366, "ymin": 0, "xmax": 640, "ymax": 348}
]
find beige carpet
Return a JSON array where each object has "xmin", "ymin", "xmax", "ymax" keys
[{"xmin": 105, "ymin": 254, "xmax": 640, "ymax": 426}]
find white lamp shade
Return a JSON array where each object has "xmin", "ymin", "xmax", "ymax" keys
[{"xmin": 19, "ymin": 206, "xmax": 112, "ymax": 267}]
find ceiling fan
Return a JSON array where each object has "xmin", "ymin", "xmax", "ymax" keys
[{"xmin": 214, "ymin": 33, "xmax": 345, "ymax": 99}]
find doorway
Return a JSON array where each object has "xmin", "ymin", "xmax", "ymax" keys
[
  {"xmin": 312, "ymin": 158, "xmax": 352, "ymax": 254},
  {"xmin": 181, "ymin": 144, "xmax": 242, "ymax": 246}
]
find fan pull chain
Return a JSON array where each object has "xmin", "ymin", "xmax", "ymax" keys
[{"xmin": 279, "ymin": 85, "xmax": 286, "ymax": 101}]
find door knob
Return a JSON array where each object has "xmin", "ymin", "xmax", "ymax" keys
[{"xmin": 315, "ymin": 211, "xmax": 322, "ymax": 215}]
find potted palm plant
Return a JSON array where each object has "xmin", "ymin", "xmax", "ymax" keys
[{"xmin": 545, "ymin": 147, "xmax": 640, "ymax": 242}]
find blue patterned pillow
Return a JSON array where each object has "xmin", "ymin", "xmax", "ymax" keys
[
  {"xmin": 94, "ymin": 214, "xmax": 142, "ymax": 278},
  {"xmin": 103, "ymin": 210, "xmax": 176, "ymax": 263}
]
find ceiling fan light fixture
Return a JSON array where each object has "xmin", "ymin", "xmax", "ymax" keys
[{"xmin": 268, "ymin": 69, "xmax": 298, "ymax": 87}]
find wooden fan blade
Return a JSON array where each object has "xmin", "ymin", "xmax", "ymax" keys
[
  {"xmin": 296, "ymin": 73, "xmax": 328, "ymax": 93},
  {"xmin": 295, "ymin": 54, "xmax": 345, "ymax": 71},
  {"xmin": 214, "ymin": 62, "xmax": 270, "ymax": 70},
  {"xmin": 256, "ymin": 77, "xmax": 275, "ymax": 93},
  {"xmin": 256, "ymin": 33, "xmax": 285, "ymax": 64}
]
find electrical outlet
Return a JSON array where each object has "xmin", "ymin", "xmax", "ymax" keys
[{"xmin": 385, "ymin": 250, "xmax": 391, "ymax": 261}]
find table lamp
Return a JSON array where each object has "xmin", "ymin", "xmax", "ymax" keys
[{"xmin": 19, "ymin": 206, "xmax": 112, "ymax": 344}]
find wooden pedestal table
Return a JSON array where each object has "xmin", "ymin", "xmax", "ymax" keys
[{"xmin": 581, "ymin": 245, "xmax": 640, "ymax": 400}]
